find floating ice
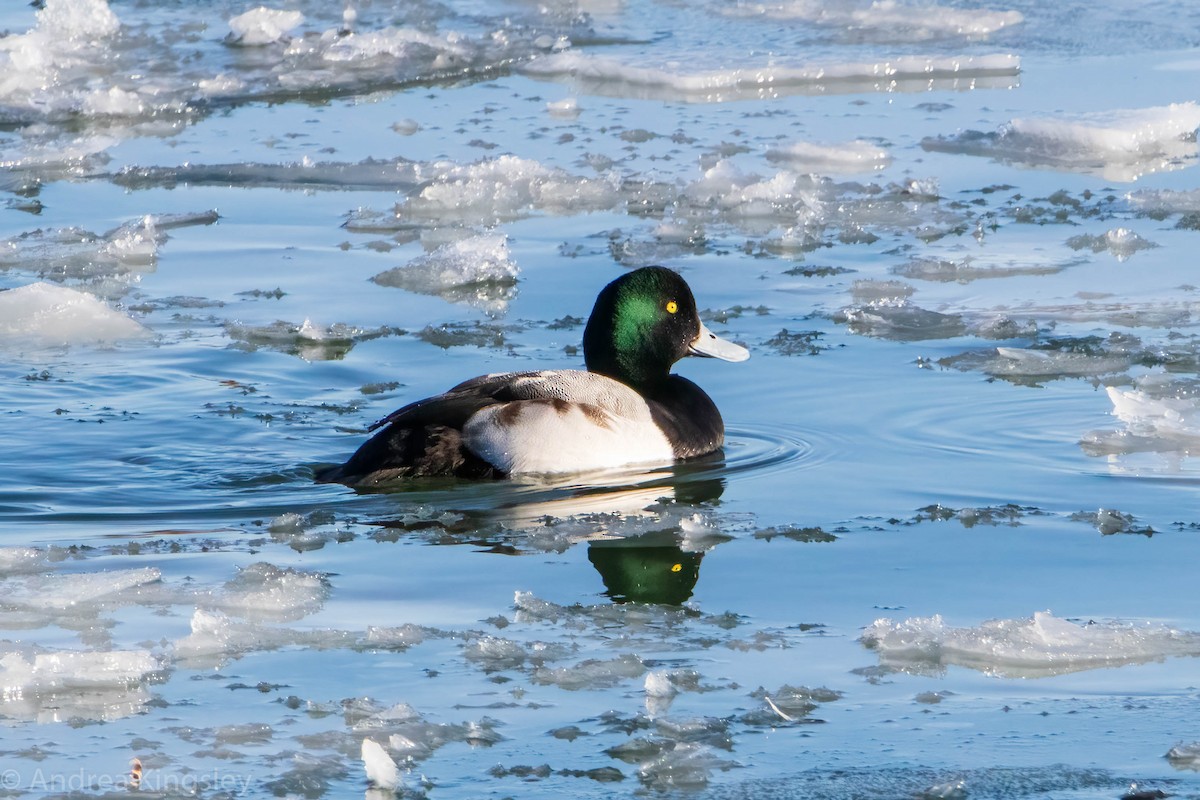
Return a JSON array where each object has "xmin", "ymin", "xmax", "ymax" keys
[
  {"xmin": 398, "ymin": 155, "xmax": 621, "ymax": 223},
  {"xmin": 224, "ymin": 318, "xmax": 398, "ymax": 360},
  {"xmin": 723, "ymin": 1, "xmax": 1023, "ymax": 42},
  {"xmin": 894, "ymin": 256, "xmax": 1076, "ymax": 282},
  {"xmin": 1082, "ymin": 378, "xmax": 1200, "ymax": 456},
  {"xmin": 746, "ymin": 685, "xmax": 842, "ymax": 725},
  {"xmin": 835, "ymin": 300, "xmax": 966, "ymax": 341},
  {"xmin": 365, "ymin": 624, "xmax": 430, "ymax": 650},
  {"xmin": 371, "ymin": 234, "xmax": 518, "ymax": 315},
  {"xmin": 990, "ymin": 346, "xmax": 1131, "ymax": 378},
  {"xmin": 461, "ymin": 634, "xmax": 576, "ymax": 673},
  {"xmin": 1066, "ymin": 228, "xmax": 1158, "ymax": 260},
  {"xmin": 1071, "ymin": 508, "xmax": 1153, "ymax": 537},
  {"xmin": 532, "ymin": 653, "xmax": 646, "ymax": 689},
  {"xmin": 0, "ymin": 213, "xmax": 212, "ymax": 297},
  {"xmin": 311, "ymin": 26, "xmax": 470, "ymax": 66},
  {"xmin": 1128, "ymin": 188, "xmax": 1200, "ymax": 214},
  {"xmin": 644, "ymin": 670, "xmax": 678, "ymax": 698},
  {"xmin": 924, "ymin": 103, "xmax": 1200, "ymax": 181},
  {"xmin": 523, "ymin": 51, "xmax": 1020, "ymax": 102},
  {"xmin": 0, "ymin": 283, "xmax": 147, "ymax": 347},
  {"xmin": 546, "ymin": 97, "xmax": 581, "ymax": 118},
  {"xmin": 16, "ymin": 567, "xmax": 161, "ymax": 611},
  {"xmin": 766, "ymin": 140, "xmax": 891, "ymax": 174},
  {"xmin": 0, "ymin": 548, "xmax": 50, "ymax": 576},
  {"xmin": 0, "ymin": 0, "xmax": 122, "ymax": 119},
  {"xmin": 204, "ymin": 562, "xmax": 330, "ymax": 622},
  {"xmin": 636, "ymin": 741, "xmax": 733, "ymax": 789},
  {"xmin": 362, "ymin": 738, "xmax": 402, "ymax": 791},
  {"xmin": 214, "ymin": 722, "xmax": 274, "ymax": 745},
  {"xmin": 0, "ymin": 647, "xmax": 158, "ymax": 692},
  {"xmin": 330, "ymin": 155, "xmax": 958, "ymax": 244},
  {"xmin": 1167, "ymin": 742, "xmax": 1200, "ymax": 770},
  {"xmin": 862, "ymin": 611, "xmax": 1200, "ymax": 678},
  {"xmin": 114, "ymin": 158, "xmax": 424, "ymax": 192},
  {"xmin": 172, "ymin": 608, "xmax": 338, "ymax": 665},
  {"xmin": 228, "ymin": 7, "xmax": 306, "ymax": 46},
  {"xmin": 686, "ymin": 160, "xmax": 821, "ymax": 223}
]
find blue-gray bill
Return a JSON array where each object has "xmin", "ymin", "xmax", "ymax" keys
[{"xmin": 688, "ymin": 321, "xmax": 750, "ymax": 362}]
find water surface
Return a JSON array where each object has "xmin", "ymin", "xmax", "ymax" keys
[{"xmin": 2, "ymin": 0, "xmax": 1200, "ymax": 797}]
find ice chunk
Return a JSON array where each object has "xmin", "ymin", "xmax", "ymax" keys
[
  {"xmin": 1066, "ymin": 228, "xmax": 1157, "ymax": 260},
  {"xmin": 0, "ymin": 283, "xmax": 147, "ymax": 347},
  {"xmin": 546, "ymin": 97, "xmax": 580, "ymax": 118},
  {"xmin": 723, "ymin": 1, "xmax": 1023, "ymax": 42},
  {"xmin": 1128, "ymin": 188, "xmax": 1200, "ymax": 214},
  {"xmin": 991, "ymin": 346, "xmax": 1131, "ymax": 378},
  {"xmin": 924, "ymin": 778, "xmax": 969, "ymax": 799},
  {"xmin": 0, "ymin": 0, "xmax": 120, "ymax": 82},
  {"xmin": 644, "ymin": 670, "xmax": 678, "ymax": 697},
  {"xmin": 637, "ymin": 742, "xmax": 733, "ymax": 789},
  {"xmin": 400, "ymin": 155, "xmax": 621, "ymax": 223},
  {"xmin": 1167, "ymin": 742, "xmax": 1200, "ymax": 770},
  {"xmin": 24, "ymin": 567, "xmax": 160, "ymax": 610},
  {"xmin": 835, "ymin": 300, "xmax": 966, "ymax": 341},
  {"xmin": 462, "ymin": 635, "xmax": 534, "ymax": 671},
  {"xmin": 313, "ymin": 26, "xmax": 470, "ymax": 65},
  {"xmin": 371, "ymin": 234, "xmax": 518, "ymax": 315},
  {"xmin": 766, "ymin": 140, "xmax": 891, "ymax": 174},
  {"xmin": 862, "ymin": 611, "xmax": 1200, "ymax": 678},
  {"xmin": 214, "ymin": 722, "xmax": 273, "ymax": 745},
  {"xmin": 0, "ymin": 647, "xmax": 159, "ymax": 695},
  {"xmin": 206, "ymin": 562, "xmax": 330, "ymax": 622},
  {"xmin": 894, "ymin": 256, "xmax": 1074, "ymax": 282},
  {"xmin": 924, "ymin": 103, "xmax": 1200, "ymax": 181},
  {"xmin": 224, "ymin": 318, "xmax": 397, "ymax": 360},
  {"xmin": 113, "ymin": 158, "xmax": 423, "ymax": 192},
  {"xmin": 362, "ymin": 738, "xmax": 402, "ymax": 790},
  {"xmin": 749, "ymin": 684, "xmax": 841, "ymax": 724},
  {"xmin": 0, "ymin": 548, "xmax": 49, "ymax": 576},
  {"xmin": 644, "ymin": 672, "xmax": 676, "ymax": 715},
  {"xmin": 522, "ymin": 51, "xmax": 1019, "ymax": 102},
  {"xmin": 391, "ymin": 118, "xmax": 420, "ymax": 135},
  {"xmin": 532, "ymin": 653, "xmax": 645, "ymax": 689},
  {"xmin": 0, "ymin": 216, "xmax": 176, "ymax": 293},
  {"xmin": 365, "ymin": 624, "xmax": 429, "ymax": 650},
  {"xmin": 228, "ymin": 7, "xmax": 305, "ymax": 46},
  {"xmin": 172, "ymin": 608, "xmax": 337, "ymax": 664},
  {"xmin": 1083, "ymin": 381, "xmax": 1200, "ymax": 456}
]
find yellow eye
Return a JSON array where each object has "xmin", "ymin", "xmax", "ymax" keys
[
  {"xmin": 665, "ymin": 300, "xmax": 678, "ymax": 314},
  {"xmin": 670, "ymin": 563, "xmax": 682, "ymax": 573}
]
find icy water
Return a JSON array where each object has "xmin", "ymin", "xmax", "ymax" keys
[{"xmin": 2, "ymin": 0, "xmax": 1200, "ymax": 797}]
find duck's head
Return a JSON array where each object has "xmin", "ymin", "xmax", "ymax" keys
[{"xmin": 582, "ymin": 266, "xmax": 749, "ymax": 388}]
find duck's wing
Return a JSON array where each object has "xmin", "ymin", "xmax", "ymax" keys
[
  {"xmin": 366, "ymin": 371, "xmax": 539, "ymax": 432},
  {"xmin": 368, "ymin": 369, "xmax": 647, "ymax": 432},
  {"xmin": 473, "ymin": 370, "xmax": 650, "ymax": 417}
]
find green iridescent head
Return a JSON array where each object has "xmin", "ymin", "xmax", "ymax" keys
[{"xmin": 582, "ymin": 266, "xmax": 748, "ymax": 388}]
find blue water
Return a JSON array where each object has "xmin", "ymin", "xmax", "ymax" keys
[{"xmin": 2, "ymin": 0, "xmax": 1200, "ymax": 797}]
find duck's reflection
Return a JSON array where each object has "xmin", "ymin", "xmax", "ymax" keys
[
  {"xmin": 365, "ymin": 463, "xmax": 727, "ymax": 606},
  {"xmin": 588, "ymin": 529, "xmax": 704, "ymax": 605}
]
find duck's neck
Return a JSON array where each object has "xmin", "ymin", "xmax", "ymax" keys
[{"xmin": 585, "ymin": 352, "xmax": 668, "ymax": 393}]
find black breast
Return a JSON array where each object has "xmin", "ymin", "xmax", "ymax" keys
[{"xmin": 645, "ymin": 375, "xmax": 725, "ymax": 459}]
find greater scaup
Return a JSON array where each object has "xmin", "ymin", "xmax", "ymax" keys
[{"xmin": 315, "ymin": 266, "xmax": 748, "ymax": 486}]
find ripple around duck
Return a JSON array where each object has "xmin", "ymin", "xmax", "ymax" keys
[
  {"xmin": 0, "ymin": 423, "xmax": 836, "ymax": 544},
  {"xmin": 320, "ymin": 421, "xmax": 845, "ymax": 528}
]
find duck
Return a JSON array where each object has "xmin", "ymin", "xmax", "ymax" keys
[{"xmin": 315, "ymin": 266, "xmax": 749, "ymax": 486}]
